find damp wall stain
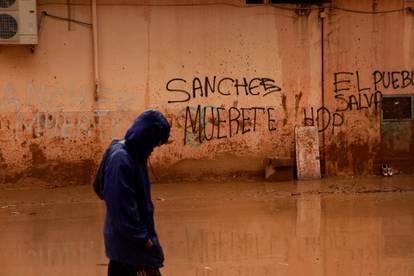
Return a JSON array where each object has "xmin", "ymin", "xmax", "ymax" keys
[
  {"xmin": 325, "ymin": 131, "xmax": 386, "ymax": 176},
  {"xmin": 2, "ymin": 144, "xmax": 96, "ymax": 186},
  {"xmin": 0, "ymin": 150, "xmax": 7, "ymax": 170}
]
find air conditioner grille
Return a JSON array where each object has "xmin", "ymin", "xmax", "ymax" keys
[
  {"xmin": 0, "ymin": 14, "xmax": 17, "ymax": 39},
  {"xmin": 0, "ymin": 0, "xmax": 16, "ymax": 8}
]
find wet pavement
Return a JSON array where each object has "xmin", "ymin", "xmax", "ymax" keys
[{"xmin": 0, "ymin": 175, "xmax": 414, "ymax": 276}]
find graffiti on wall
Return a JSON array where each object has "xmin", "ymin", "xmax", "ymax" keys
[
  {"xmin": 303, "ymin": 70, "xmax": 383, "ymax": 134},
  {"xmin": 166, "ymin": 76, "xmax": 282, "ymax": 145},
  {"xmin": 3, "ymin": 70, "xmax": 412, "ymax": 145},
  {"xmin": 12, "ymin": 110, "xmax": 127, "ymax": 141},
  {"xmin": 373, "ymin": 70, "xmax": 414, "ymax": 91},
  {"xmin": 169, "ymin": 70, "xmax": 414, "ymax": 145},
  {"xmin": 182, "ymin": 105, "xmax": 278, "ymax": 145},
  {"xmin": 0, "ymin": 82, "xmax": 134, "ymax": 142},
  {"xmin": 166, "ymin": 76, "xmax": 282, "ymax": 103},
  {"xmin": 302, "ymin": 70, "xmax": 414, "ymax": 134}
]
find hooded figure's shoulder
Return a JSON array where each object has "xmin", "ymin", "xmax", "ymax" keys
[{"xmin": 105, "ymin": 142, "xmax": 136, "ymax": 170}]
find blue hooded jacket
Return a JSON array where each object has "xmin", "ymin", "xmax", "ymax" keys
[{"xmin": 102, "ymin": 110, "xmax": 170, "ymax": 267}]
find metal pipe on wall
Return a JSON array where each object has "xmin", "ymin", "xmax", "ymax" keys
[
  {"xmin": 92, "ymin": 0, "xmax": 100, "ymax": 100},
  {"xmin": 67, "ymin": 0, "xmax": 72, "ymax": 30},
  {"xmin": 320, "ymin": 8, "xmax": 327, "ymax": 176}
]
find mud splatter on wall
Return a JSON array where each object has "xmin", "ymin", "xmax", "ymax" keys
[{"xmin": 0, "ymin": 0, "xmax": 413, "ymax": 182}]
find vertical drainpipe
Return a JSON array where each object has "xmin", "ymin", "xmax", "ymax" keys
[
  {"xmin": 67, "ymin": 0, "xmax": 72, "ymax": 30},
  {"xmin": 92, "ymin": 0, "xmax": 100, "ymax": 101},
  {"xmin": 320, "ymin": 8, "xmax": 327, "ymax": 176},
  {"xmin": 91, "ymin": 0, "xmax": 101, "ymax": 147}
]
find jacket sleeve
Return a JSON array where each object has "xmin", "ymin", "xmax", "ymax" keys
[{"xmin": 103, "ymin": 153, "xmax": 149, "ymax": 244}]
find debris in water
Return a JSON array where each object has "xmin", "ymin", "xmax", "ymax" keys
[{"xmin": 1, "ymin": 205, "xmax": 16, "ymax": 209}]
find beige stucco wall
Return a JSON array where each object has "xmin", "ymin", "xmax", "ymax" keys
[{"xmin": 0, "ymin": 0, "xmax": 413, "ymax": 183}]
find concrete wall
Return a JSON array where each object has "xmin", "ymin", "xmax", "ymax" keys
[
  {"xmin": 0, "ymin": 0, "xmax": 413, "ymax": 184},
  {"xmin": 323, "ymin": 0, "xmax": 414, "ymax": 175}
]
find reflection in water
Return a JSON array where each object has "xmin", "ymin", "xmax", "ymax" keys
[
  {"xmin": 0, "ymin": 187, "xmax": 413, "ymax": 276},
  {"xmin": 0, "ymin": 202, "xmax": 107, "ymax": 276}
]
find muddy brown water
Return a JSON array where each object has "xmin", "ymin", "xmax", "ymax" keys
[{"xmin": 0, "ymin": 176, "xmax": 413, "ymax": 276}]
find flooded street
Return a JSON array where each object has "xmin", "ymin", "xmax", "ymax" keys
[{"xmin": 0, "ymin": 176, "xmax": 413, "ymax": 276}]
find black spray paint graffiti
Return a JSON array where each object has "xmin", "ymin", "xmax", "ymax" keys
[
  {"xmin": 303, "ymin": 107, "xmax": 345, "ymax": 133},
  {"xmin": 176, "ymin": 105, "xmax": 216, "ymax": 147},
  {"xmin": 166, "ymin": 76, "xmax": 282, "ymax": 103},
  {"xmin": 373, "ymin": 70, "xmax": 414, "ymax": 91},
  {"xmin": 166, "ymin": 76, "xmax": 283, "ymax": 145},
  {"xmin": 304, "ymin": 70, "xmax": 384, "ymax": 133},
  {"xmin": 183, "ymin": 105, "xmax": 277, "ymax": 145},
  {"xmin": 333, "ymin": 71, "xmax": 383, "ymax": 114}
]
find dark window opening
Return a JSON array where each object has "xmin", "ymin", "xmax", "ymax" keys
[{"xmin": 382, "ymin": 96, "xmax": 413, "ymax": 121}]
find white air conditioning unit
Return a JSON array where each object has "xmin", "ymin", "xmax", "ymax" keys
[{"xmin": 0, "ymin": 0, "xmax": 37, "ymax": 44}]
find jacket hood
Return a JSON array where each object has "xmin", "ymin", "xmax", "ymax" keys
[{"xmin": 124, "ymin": 110, "xmax": 171, "ymax": 160}]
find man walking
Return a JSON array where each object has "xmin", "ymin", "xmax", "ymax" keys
[{"xmin": 101, "ymin": 110, "xmax": 170, "ymax": 276}]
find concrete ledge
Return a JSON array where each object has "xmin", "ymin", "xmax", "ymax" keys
[{"xmin": 154, "ymin": 155, "xmax": 266, "ymax": 182}]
